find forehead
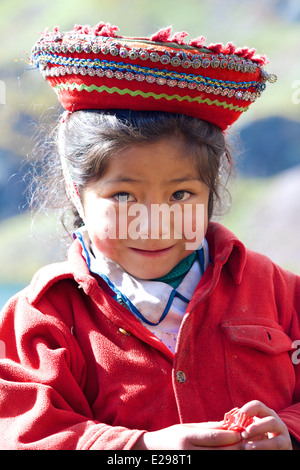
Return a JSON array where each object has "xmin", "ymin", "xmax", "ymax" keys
[{"xmin": 102, "ymin": 137, "xmax": 199, "ymax": 179}]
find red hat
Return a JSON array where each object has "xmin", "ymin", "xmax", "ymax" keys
[{"xmin": 31, "ymin": 22, "xmax": 277, "ymax": 130}]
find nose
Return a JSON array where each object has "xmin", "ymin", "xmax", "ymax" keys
[
  {"xmin": 130, "ymin": 202, "xmax": 153, "ymax": 240},
  {"xmin": 129, "ymin": 202, "xmax": 175, "ymax": 240}
]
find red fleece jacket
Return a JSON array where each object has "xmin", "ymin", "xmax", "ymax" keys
[{"xmin": 0, "ymin": 222, "xmax": 300, "ymax": 449}]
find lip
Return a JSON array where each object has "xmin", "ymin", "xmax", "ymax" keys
[{"xmin": 129, "ymin": 245, "xmax": 174, "ymax": 258}]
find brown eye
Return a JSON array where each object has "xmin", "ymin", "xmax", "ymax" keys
[
  {"xmin": 171, "ymin": 190, "xmax": 191, "ymax": 201},
  {"xmin": 113, "ymin": 192, "xmax": 135, "ymax": 202}
]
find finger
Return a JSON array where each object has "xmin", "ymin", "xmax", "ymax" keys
[
  {"xmin": 200, "ymin": 430, "xmax": 242, "ymax": 447},
  {"xmin": 241, "ymin": 414, "xmax": 292, "ymax": 450},
  {"xmin": 193, "ymin": 436, "xmax": 244, "ymax": 451},
  {"xmin": 189, "ymin": 439, "xmax": 243, "ymax": 450},
  {"xmin": 243, "ymin": 434, "xmax": 292, "ymax": 450},
  {"xmin": 241, "ymin": 415, "xmax": 282, "ymax": 440},
  {"xmin": 182, "ymin": 425, "xmax": 242, "ymax": 448},
  {"xmin": 208, "ymin": 441, "xmax": 244, "ymax": 450},
  {"xmin": 239, "ymin": 400, "xmax": 277, "ymax": 419}
]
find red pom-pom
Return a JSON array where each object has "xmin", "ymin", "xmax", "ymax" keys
[
  {"xmin": 189, "ymin": 36, "xmax": 206, "ymax": 48},
  {"xmin": 253, "ymin": 54, "xmax": 269, "ymax": 66},
  {"xmin": 98, "ymin": 24, "xmax": 119, "ymax": 37},
  {"xmin": 73, "ymin": 24, "xmax": 91, "ymax": 34},
  {"xmin": 150, "ymin": 26, "xmax": 172, "ymax": 42},
  {"xmin": 222, "ymin": 42, "xmax": 236, "ymax": 55},
  {"xmin": 171, "ymin": 31, "xmax": 189, "ymax": 45},
  {"xmin": 243, "ymin": 47, "xmax": 256, "ymax": 60},
  {"xmin": 91, "ymin": 22, "xmax": 105, "ymax": 35},
  {"xmin": 207, "ymin": 42, "xmax": 223, "ymax": 53},
  {"xmin": 235, "ymin": 46, "xmax": 251, "ymax": 57},
  {"xmin": 73, "ymin": 24, "xmax": 82, "ymax": 32}
]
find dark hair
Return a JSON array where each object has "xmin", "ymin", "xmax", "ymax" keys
[{"xmin": 29, "ymin": 109, "xmax": 234, "ymax": 236}]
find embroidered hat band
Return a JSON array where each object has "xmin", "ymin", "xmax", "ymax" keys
[{"xmin": 31, "ymin": 22, "xmax": 277, "ymax": 130}]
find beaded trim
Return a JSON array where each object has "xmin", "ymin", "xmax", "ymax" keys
[
  {"xmin": 31, "ymin": 32, "xmax": 277, "ymax": 110},
  {"xmin": 31, "ymin": 34, "xmax": 277, "ymax": 83},
  {"xmin": 36, "ymin": 52, "xmax": 263, "ymax": 102},
  {"xmin": 54, "ymin": 82, "xmax": 250, "ymax": 113},
  {"xmin": 32, "ymin": 35, "xmax": 260, "ymax": 72}
]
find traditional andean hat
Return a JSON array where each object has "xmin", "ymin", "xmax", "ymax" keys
[{"xmin": 31, "ymin": 22, "xmax": 277, "ymax": 131}]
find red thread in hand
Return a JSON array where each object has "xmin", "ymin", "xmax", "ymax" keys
[{"xmin": 222, "ymin": 407, "xmax": 255, "ymax": 432}]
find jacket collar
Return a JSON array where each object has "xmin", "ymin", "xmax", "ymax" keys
[
  {"xmin": 27, "ymin": 240, "xmax": 100, "ymax": 306},
  {"xmin": 28, "ymin": 222, "xmax": 246, "ymax": 306},
  {"xmin": 206, "ymin": 222, "xmax": 247, "ymax": 285}
]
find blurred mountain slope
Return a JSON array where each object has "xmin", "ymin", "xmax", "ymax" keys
[{"xmin": 223, "ymin": 166, "xmax": 300, "ymax": 274}]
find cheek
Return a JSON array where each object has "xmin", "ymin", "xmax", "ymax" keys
[
  {"xmin": 92, "ymin": 236, "xmax": 121, "ymax": 260},
  {"xmin": 87, "ymin": 213, "xmax": 123, "ymax": 261},
  {"xmin": 84, "ymin": 201, "xmax": 126, "ymax": 258},
  {"xmin": 87, "ymin": 220, "xmax": 120, "ymax": 256},
  {"xmin": 182, "ymin": 203, "xmax": 208, "ymax": 236},
  {"xmin": 84, "ymin": 198, "xmax": 117, "ymax": 235}
]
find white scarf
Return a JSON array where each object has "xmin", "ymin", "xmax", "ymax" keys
[{"xmin": 75, "ymin": 228, "xmax": 209, "ymax": 354}]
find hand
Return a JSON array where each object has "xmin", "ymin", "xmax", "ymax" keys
[
  {"xmin": 239, "ymin": 400, "xmax": 292, "ymax": 450},
  {"xmin": 133, "ymin": 422, "xmax": 243, "ymax": 450}
]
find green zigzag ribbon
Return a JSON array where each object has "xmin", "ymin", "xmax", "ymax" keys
[{"xmin": 54, "ymin": 82, "xmax": 249, "ymax": 113}]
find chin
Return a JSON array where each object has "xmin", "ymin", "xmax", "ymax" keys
[{"xmin": 128, "ymin": 267, "xmax": 170, "ymax": 280}]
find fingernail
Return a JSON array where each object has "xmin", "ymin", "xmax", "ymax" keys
[{"xmin": 241, "ymin": 431, "xmax": 248, "ymax": 439}]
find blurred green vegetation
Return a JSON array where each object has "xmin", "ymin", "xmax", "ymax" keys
[
  {"xmin": 0, "ymin": 0, "xmax": 300, "ymax": 290},
  {"xmin": 0, "ymin": 211, "xmax": 66, "ymax": 283},
  {"xmin": 222, "ymin": 170, "xmax": 300, "ymax": 275}
]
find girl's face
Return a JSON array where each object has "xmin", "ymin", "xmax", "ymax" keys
[{"xmin": 82, "ymin": 137, "xmax": 210, "ymax": 279}]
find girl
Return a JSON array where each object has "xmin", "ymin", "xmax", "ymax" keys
[{"xmin": 0, "ymin": 22, "xmax": 298, "ymax": 450}]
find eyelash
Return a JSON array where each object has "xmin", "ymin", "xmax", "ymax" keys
[
  {"xmin": 111, "ymin": 190, "xmax": 193, "ymax": 203},
  {"xmin": 112, "ymin": 192, "xmax": 135, "ymax": 202},
  {"xmin": 170, "ymin": 190, "xmax": 193, "ymax": 201}
]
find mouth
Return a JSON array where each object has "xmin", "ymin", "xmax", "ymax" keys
[{"xmin": 129, "ymin": 245, "xmax": 174, "ymax": 257}]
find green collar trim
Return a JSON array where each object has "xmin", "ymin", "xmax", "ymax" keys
[{"xmin": 151, "ymin": 251, "xmax": 197, "ymax": 289}]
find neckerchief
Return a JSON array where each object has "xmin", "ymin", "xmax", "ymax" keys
[{"xmin": 75, "ymin": 228, "xmax": 210, "ymax": 353}]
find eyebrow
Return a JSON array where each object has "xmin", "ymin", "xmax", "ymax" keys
[
  {"xmin": 104, "ymin": 176, "xmax": 200, "ymax": 184},
  {"xmin": 167, "ymin": 177, "xmax": 200, "ymax": 183},
  {"xmin": 104, "ymin": 177, "xmax": 143, "ymax": 184}
]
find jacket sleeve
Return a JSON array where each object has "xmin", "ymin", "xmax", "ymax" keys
[
  {"xmin": 0, "ymin": 287, "xmax": 145, "ymax": 450},
  {"xmin": 277, "ymin": 267, "xmax": 300, "ymax": 443}
]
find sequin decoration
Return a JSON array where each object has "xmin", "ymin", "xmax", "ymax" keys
[{"xmin": 35, "ymin": 52, "xmax": 262, "ymax": 102}]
